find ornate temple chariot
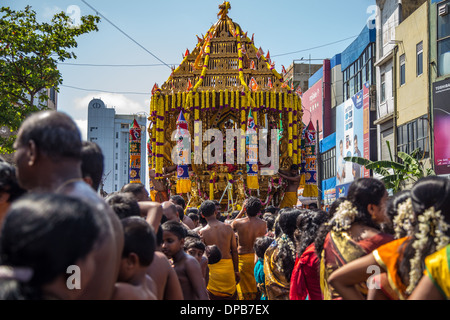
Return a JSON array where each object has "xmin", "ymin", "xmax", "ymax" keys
[{"xmin": 148, "ymin": 2, "xmax": 304, "ymax": 211}]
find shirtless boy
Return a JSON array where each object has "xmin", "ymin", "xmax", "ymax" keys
[
  {"xmin": 112, "ymin": 217, "xmax": 157, "ymax": 300},
  {"xmin": 278, "ymin": 164, "xmax": 301, "ymax": 208},
  {"xmin": 161, "ymin": 220, "xmax": 208, "ymax": 300},
  {"xmin": 198, "ymin": 200, "xmax": 239, "ymax": 300},
  {"xmin": 231, "ymin": 197, "xmax": 267, "ymax": 300}
]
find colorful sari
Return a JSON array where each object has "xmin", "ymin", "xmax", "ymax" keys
[
  {"xmin": 320, "ymin": 230, "xmax": 394, "ymax": 300},
  {"xmin": 290, "ymin": 243, "xmax": 322, "ymax": 300},
  {"xmin": 372, "ymin": 237, "xmax": 410, "ymax": 300},
  {"xmin": 263, "ymin": 241, "xmax": 290, "ymax": 300},
  {"xmin": 236, "ymin": 253, "xmax": 258, "ymax": 300},
  {"xmin": 424, "ymin": 244, "xmax": 450, "ymax": 299}
]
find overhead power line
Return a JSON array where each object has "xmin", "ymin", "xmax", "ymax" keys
[
  {"xmin": 272, "ymin": 35, "xmax": 359, "ymax": 58},
  {"xmin": 80, "ymin": 0, "xmax": 172, "ymax": 69},
  {"xmin": 61, "ymin": 84, "xmax": 150, "ymax": 95},
  {"xmin": 58, "ymin": 62, "xmax": 176, "ymax": 67}
]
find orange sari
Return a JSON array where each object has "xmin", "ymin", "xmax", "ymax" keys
[
  {"xmin": 372, "ymin": 237, "xmax": 410, "ymax": 300},
  {"xmin": 320, "ymin": 230, "xmax": 394, "ymax": 300}
]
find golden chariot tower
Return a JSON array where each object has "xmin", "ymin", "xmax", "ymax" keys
[{"xmin": 149, "ymin": 2, "xmax": 303, "ymax": 211}]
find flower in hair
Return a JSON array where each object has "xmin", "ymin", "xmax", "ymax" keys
[
  {"xmin": 393, "ymin": 198, "xmax": 415, "ymax": 239},
  {"xmin": 407, "ymin": 206, "xmax": 450, "ymax": 294},
  {"xmin": 331, "ymin": 200, "xmax": 358, "ymax": 232}
]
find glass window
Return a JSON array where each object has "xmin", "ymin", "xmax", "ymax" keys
[
  {"xmin": 438, "ymin": 37, "xmax": 450, "ymax": 76},
  {"xmin": 400, "ymin": 54, "xmax": 406, "ymax": 86},
  {"xmin": 437, "ymin": 1, "xmax": 450, "ymax": 39},
  {"xmin": 381, "ymin": 74, "xmax": 386, "ymax": 102},
  {"xmin": 417, "ymin": 42, "xmax": 423, "ymax": 76}
]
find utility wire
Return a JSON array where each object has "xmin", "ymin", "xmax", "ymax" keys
[
  {"xmin": 80, "ymin": 0, "xmax": 172, "ymax": 70},
  {"xmin": 272, "ymin": 35, "xmax": 359, "ymax": 58},
  {"xmin": 61, "ymin": 84, "xmax": 149, "ymax": 95},
  {"xmin": 58, "ymin": 62, "xmax": 176, "ymax": 67}
]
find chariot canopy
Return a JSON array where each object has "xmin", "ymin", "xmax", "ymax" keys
[{"xmin": 149, "ymin": 2, "xmax": 303, "ymax": 210}]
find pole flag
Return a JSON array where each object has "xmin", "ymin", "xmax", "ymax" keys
[
  {"xmin": 246, "ymin": 109, "xmax": 259, "ymax": 190},
  {"xmin": 129, "ymin": 119, "xmax": 142, "ymax": 184},
  {"xmin": 175, "ymin": 111, "xmax": 192, "ymax": 194}
]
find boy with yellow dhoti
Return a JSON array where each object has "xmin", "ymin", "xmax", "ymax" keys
[
  {"xmin": 198, "ymin": 200, "xmax": 240, "ymax": 300},
  {"xmin": 278, "ymin": 165, "xmax": 301, "ymax": 209},
  {"xmin": 231, "ymin": 197, "xmax": 268, "ymax": 300}
]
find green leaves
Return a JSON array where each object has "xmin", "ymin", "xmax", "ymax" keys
[
  {"xmin": 0, "ymin": 5, "xmax": 100, "ymax": 154},
  {"xmin": 344, "ymin": 142, "xmax": 435, "ymax": 193}
]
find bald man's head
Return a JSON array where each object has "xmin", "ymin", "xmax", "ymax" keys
[{"xmin": 14, "ymin": 110, "xmax": 82, "ymax": 161}]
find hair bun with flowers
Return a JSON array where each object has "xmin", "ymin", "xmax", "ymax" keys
[
  {"xmin": 407, "ymin": 205, "xmax": 450, "ymax": 294},
  {"xmin": 393, "ymin": 197, "xmax": 415, "ymax": 239},
  {"xmin": 330, "ymin": 200, "xmax": 358, "ymax": 232}
]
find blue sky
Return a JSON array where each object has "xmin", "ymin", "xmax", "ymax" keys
[{"xmin": 4, "ymin": 0, "xmax": 376, "ymax": 139}]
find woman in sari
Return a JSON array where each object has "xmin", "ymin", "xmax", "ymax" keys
[
  {"xmin": 314, "ymin": 178, "xmax": 394, "ymax": 300},
  {"xmin": 290, "ymin": 209, "xmax": 331, "ymax": 300},
  {"xmin": 328, "ymin": 176, "xmax": 450, "ymax": 300},
  {"xmin": 409, "ymin": 244, "xmax": 450, "ymax": 300},
  {"xmin": 263, "ymin": 209, "xmax": 300, "ymax": 300}
]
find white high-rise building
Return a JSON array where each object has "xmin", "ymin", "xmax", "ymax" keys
[{"xmin": 87, "ymin": 98, "xmax": 147, "ymax": 194}]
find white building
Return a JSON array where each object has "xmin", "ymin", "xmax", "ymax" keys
[{"xmin": 87, "ymin": 98, "xmax": 147, "ymax": 194}]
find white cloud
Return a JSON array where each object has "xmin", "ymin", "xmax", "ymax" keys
[
  {"xmin": 59, "ymin": 92, "xmax": 149, "ymax": 140},
  {"xmin": 74, "ymin": 119, "xmax": 88, "ymax": 141}
]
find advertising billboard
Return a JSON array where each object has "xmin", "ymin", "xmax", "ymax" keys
[
  {"xmin": 336, "ymin": 82, "xmax": 370, "ymax": 190},
  {"xmin": 302, "ymin": 79, "xmax": 323, "ymax": 138},
  {"xmin": 433, "ymin": 78, "xmax": 450, "ymax": 175}
]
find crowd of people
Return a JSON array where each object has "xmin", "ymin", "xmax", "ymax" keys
[{"xmin": 0, "ymin": 110, "xmax": 449, "ymax": 301}]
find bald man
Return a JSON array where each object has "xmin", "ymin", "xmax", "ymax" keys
[{"xmin": 13, "ymin": 110, "xmax": 124, "ymax": 300}]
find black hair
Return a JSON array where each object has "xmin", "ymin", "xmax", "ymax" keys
[
  {"xmin": 105, "ymin": 192, "xmax": 141, "ymax": 220},
  {"xmin": 188, "ymin": 213, "xmax": 199, "ymax": 222},
  {"xmin": 264, "ymin": 206, "xmax": 278, "ymax": 215},
  {"xmin": 314, "ymin": 178, "xmax": 387, "ymax": 262},
  {"xmin": 276, "ymin": 209, "xmax": 301, "ymax": 282},
  {"xmin": 16, "ymin": 111, "xmax": 82, "ymax": 161},
  {"xmin": 398, "ymin": 176, "xmax": 450, "ymax": 289},
  {"xmin": 290, "ymin": 164, "xmax": 299, "ymax": 171},
  {"xmin": 205, "ymin": 245, "xmax": 222, "ymax": 265},
  {"xmin": 161, "ymin": 220, "xmax": 187, "ymax": 240},
  {"xmin": 170, "ymin": 195, "xmax": 186, "ymax": 210},
  {"xmin": 347, "ymin": 178, "xmax": 386, "ymax": 222},
  {"xmin": 120, "ymin": 183, "xmax": 147, "ymax": 199},
  {"xmin": 254, "ymin": 236, "xmax": 274, "ymax": 260},
  {"xmin": 81, "ymin": 141, "xmax": 104, "ymax": 191},
  {"xmin": 186, "ymin": 207, "xmax": 199, "ymax": 215},
  {"xmin": 175, "ymin": 205, "xmax": 185, "ymax": 220},
  {"xmin": 295, "ymin": 209, "xmax": 331, "ymax": 257},
  {"xmin": 185, "ymin": 229, "xmax": 201, "ymax": 240},
  {"xmin": 0, "ymin": 162, "xmax": 26, "ymax": 203},
  {"xmin": 121, "ymin": 217, "xmax": 156, "ymax": 267},
  {"xmin": 0, "ymin": 193, "xmax": 101, "ymax": 300},
  {"xmin": 384, "ymin": 190, "xmax": 411, "ymax": 236},
  {"xmin": 246, "ymin": 197, "xmax": 262, "ymax": 217},
  {"xmin": 262, "ymin": 213, "xmax": 275, "ymax": 231},
  {"xmin": 184, "ymin": 237, "xmax": 206, "ymax": 252},
  {"xmin": 315, "ymin": 197, "xmax": 347, "ymax": 259},
  {"xmin": 199, "ymin": 200, "xmax": 216, "ymax": 218}
]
